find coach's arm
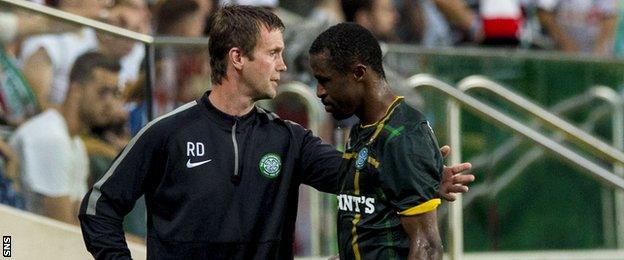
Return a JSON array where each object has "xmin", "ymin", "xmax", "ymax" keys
[
  {"xmin": 400, "ymin": 210, "xmax": 443, "ymax": 260},
  {"xmin": 79, "ymin": 121, "xmax": 166, "ymax": 259}
]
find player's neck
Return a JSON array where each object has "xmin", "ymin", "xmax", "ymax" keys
[
  {"xmin": 359, "ymin": 82, "xmax": 397, "ymax": 126},
  {"xmin": 209, "ymin": 82, "xmax": 255, "ymax": 117}
]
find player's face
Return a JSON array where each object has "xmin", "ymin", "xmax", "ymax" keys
[
  {"xmin": 78, "ymin": 68, "xmax": 122, "ymax": 127},
  {"xmin": 241, "ymin": 26, "xmax": 287, "ymax": 100},
  {"xmin": 311, "ymin": 53, "xmax": 362, "ymax": 120}
]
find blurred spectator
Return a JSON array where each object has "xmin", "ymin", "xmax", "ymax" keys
[
  {"xmin": 0, "ymin": 138, "xmax": 22, "ymax": 209},
  {"xmin": 283, "ymin": 0, "xmax": 343, "ymax": 84},
  {"xmin": 123, "ymin": 73, "xmax": 148, "ymax": 136},
  {"xmin": 394, "ymin": 0, "xmax": 424, "ymax": 44},
  {"xmin": 152, "ymin": 0, "xmax": 212, "ymax": 115},
  {"xmin": 9, "ymin": 52, "xmax": 121, "ymax": 224},
  {"xmin": 81, "ymin": 77, "xmax": 148, "ymax": 241},
  {"xmin": 218, "ymin": 0, "xmax": 306, "ymax": 45},
  {"xmin": 479, "ymin": 0, "xmax": 523, "ymax": 46},
  {"xmin": 0, "ymin": 11, "xmax": 78, "ymax": 44},
  {"xmin": 82, "ymin": 87, "xmax": 129, "ymax": 189},
  {"xmin": 219, "ymin": 0, "xmax": 278, "ymax": 8},
  {"xmin": 340, "ymin": 0, "xmax": 400, "ymax": 42},
  {"xmin": 403, "ymin": 0, "xmax": 479, "ymax": 47},
  {"xmin": 19, "ymin": 0, "xmax": 146, "ymax": 110},
  {"xmin": 0, "ymin": 37, "xmax": 39, "ymax": 127},
  {"xmin": 339, "ymin": 0, "xmax": 422, "ymax": 109},
  {"xmin": 115, "ymin": 0, "xmax": 152, "ymax": 35},
  {"xmin": 154, "ymin": 0, "xmax": 209, "ymax": 36},
  {"xmin": 309, "ymin": 0, "xmax": 343, "ymax": 24},
  {"xmin": 0, "ymin": 5, "xmax": 108, "ymax": 126},
  {"xmin": 614, "ymin": 3, "xmax": 624, "ymax": 56},
  {"xmin": 537, "ymin": 0, "xmax": 619, "ymax": 55}
]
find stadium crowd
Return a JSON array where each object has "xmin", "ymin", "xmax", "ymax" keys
[{"xmin": 0, "ymin": 0, "xmax": 621, "ymax": 253}]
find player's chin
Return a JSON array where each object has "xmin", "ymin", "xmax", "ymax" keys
[{"xmin": 330, "ymin": 111, "xmax": 353, "ymax": 120}]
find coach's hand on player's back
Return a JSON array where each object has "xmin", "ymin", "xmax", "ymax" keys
[{"xmin": 439, "ymin": 145, "xmax": 474, "ymax": 202}]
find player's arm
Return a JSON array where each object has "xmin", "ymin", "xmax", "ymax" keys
[
  {"xmin": 381, "ymin": 122, "xmax": 444, "ymax": 258},
  {"xmin": 79, "ymin": 123, "xmax": 165, "ymax": 259},
  {"xmin": 400, "ymin": 210, "xmax": 442, "ymax": 260},
  {"xmin": 292, "ymin": 122, "xmax": 343, "ymax": 194}
]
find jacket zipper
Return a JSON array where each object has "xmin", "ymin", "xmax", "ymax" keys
[{"xmin": 231, "ymin": 120, "xmax": 240, "ymax": 183}]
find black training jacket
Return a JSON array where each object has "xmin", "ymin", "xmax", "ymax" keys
[{"xmin": 79, "ymin": 92, "xmax": 341, "ymax": 259}]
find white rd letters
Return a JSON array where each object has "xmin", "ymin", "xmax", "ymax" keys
[{"xmin": 187, "ymin": 142, "xmax": 205, "ymax": 156}]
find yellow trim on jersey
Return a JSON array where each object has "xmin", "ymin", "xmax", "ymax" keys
[
  {"xmin": 351, "ymin": 170, "xmax": 362, "ymax": 260},
  {"xmin": 343, "ymin": 152, "xmax": 356, "ymax": 159},
  {"xmin": 351, "ymin": 215, "xmax": 362, "ymax": 260},
  {"xmin": 398, "ymin": 198, "xmax": 442, "ymax": 216},
  {"xmin": 367, "ymin": 157, "xmax": 380, "ymax": 168},
  {"xmin": 360, "ymin": 96, "xmax": 404, "ymax": 129},
  {"xmin": 342, "ymin": 152, "xmax": 379, "ymax": 169},
  {"xmin": 366, "ymin": 97, "xmax": 403, "ymax": 145}
]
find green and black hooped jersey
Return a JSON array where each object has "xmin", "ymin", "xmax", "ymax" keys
[{"xmin": 337, "ymin": 97, "xmax": 443, "ymax": 260}]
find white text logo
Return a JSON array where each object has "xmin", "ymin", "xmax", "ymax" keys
[{"xmin": 337, "ymin": 194, "xmax": 375, "ymax": 214}]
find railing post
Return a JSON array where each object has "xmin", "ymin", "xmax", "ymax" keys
[
  {"xmin": 447, "ymin": 99, "xmax": 463, "ymax": 260},
  {"xmin": 144, "ymin": 43, "xmax": 155, "ymax": 121},
  {"xmin": 612, "ymin": 96, "xmax": 624, "ymax": 248}
]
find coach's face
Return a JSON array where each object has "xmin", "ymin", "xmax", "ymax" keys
[
  {"xmin": 241, "ymin": 26, "xmax": 287, "ymax": 100},
  {"xmin": 311, "ymin": 53, "xmax": 363, "ymax": 120}
]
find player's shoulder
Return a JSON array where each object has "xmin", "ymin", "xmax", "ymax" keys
[
  {"xmin": 380, "ymin": 101, "xmax": 435, "ymax": 146},
  {"xmin": 383, "ymin": 100, "xmax": 428, "ymax": 134},
  {"xmin": 389, "ymin": 100, "xmax": 428, "ymax": 126}
]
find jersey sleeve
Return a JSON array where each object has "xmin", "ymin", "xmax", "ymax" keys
[
  {"xmin": 78, "ymin": 121, "xmax": 166, "ymax": 259},
  {"xmin": 379, "ymin": 121, "xmax": 443, "ymax": 216},
  {"xmin": 292, "ymin": 122, "xmax": 342, "ymax": 194}
]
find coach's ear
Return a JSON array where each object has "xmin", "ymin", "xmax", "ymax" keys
[
  {"xmin": 353, "ymin": 64, "xmax": 367, "ymax": 82},
  {"xmin": 229, "ymin": 47, "xmax": 244, "ymax": 70}
]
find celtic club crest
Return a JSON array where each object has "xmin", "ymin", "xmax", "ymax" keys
[
  {"xmin": 355, "ymin": 147, "xmax": 368, "ymax": 170},
  {"xmin": 259, "ymin": 153, "xmax": 282, "ymax": 178}
]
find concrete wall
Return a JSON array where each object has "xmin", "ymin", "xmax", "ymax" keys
[{"xmin": 0, "ymin": 204, "xmax": 146, "ymax": 259}]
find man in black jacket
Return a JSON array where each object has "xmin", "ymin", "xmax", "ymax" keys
[{"xmin": 79, "ymin": 5, "xmax": 472, "ymax": 259}]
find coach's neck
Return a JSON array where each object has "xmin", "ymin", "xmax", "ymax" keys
[{"xmin": 208, "ymin": 81, "xmax": 255, "ymax": 117}]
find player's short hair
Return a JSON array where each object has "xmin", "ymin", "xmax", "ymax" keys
[
  {"xmin": 69, "ymin": 52, "xmax": 121, "ymax": 85},
  {"xmin": 309, "ymin": 22, "xmax": 386, "ymax": 79},
  {"xmin": 206, "ymin": 5, "xmax": 284, "ymax": 85},
  {"xmin": 340, "ymin": 0, "xmax": 373, "ymax": 22}
]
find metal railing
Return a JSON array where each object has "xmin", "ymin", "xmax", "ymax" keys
[
  {"xmin": 406, "ymin": 74, "xmax": 624, "ymax": 260},
  {"xmin": 0, "ymin": 0, "xmax": 151, "ymax": 42},
  {"xmin": 456, "ymin": 76, "xmax": 624, "ymax": 165},
  {"xmin": 456, "ymin": 77, "xmax": 624, "ymax": 248}
]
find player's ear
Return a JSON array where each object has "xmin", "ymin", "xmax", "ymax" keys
[
  {"xmin": 229, "ymin": 47, "xmax": 244, "ymax": 70},
  {"xmin": 353, "ymin": 64, "xmax": 366, "ymax": 81}
]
